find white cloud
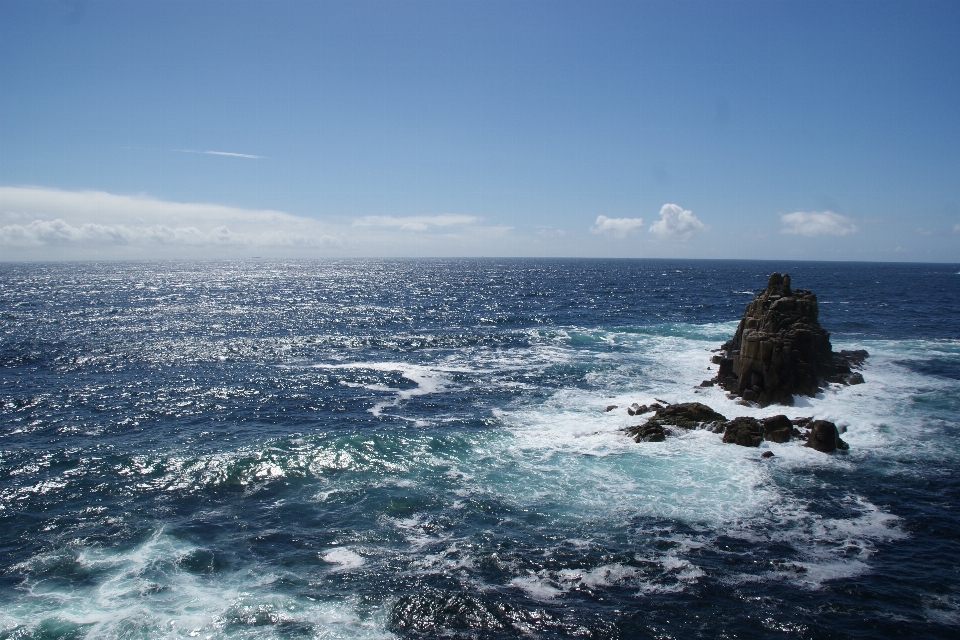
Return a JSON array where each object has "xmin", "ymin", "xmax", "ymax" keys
[
  {"xmin": 648, "ymin": 203, "xmax": 705, "ymax": 241},
  {"xmin": 780, "ymin": 210, "xmax": 857, "ymax": 237},
  {"xmin": 352, "ymin": 214, "xmax": 479, "ymax": 232},
  {"xmin": 0, "ymin": 186, "xmax": 338, "ymax": 258},
  {"xmin": 0, "ymin": 186, "xmax": 522, "ymax": 259},
  {"xmin": 954, "ymin": 223, "xmax": 960, "ymax": 233},
  {"xmin": 590, "ymin": 215, "xmax": 644, "ymax": 238}
]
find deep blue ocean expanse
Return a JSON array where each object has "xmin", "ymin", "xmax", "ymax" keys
[{"xmin": 2, "ymin": 259, "xmax": 959, "ymax": 639}]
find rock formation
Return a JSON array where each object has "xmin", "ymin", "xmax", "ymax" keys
[
  {"xmin": 712, "ymin": 272, "xmax": 867, "ymax": 406},
  {"xmin": 624, "ymin": 402, "xmax": 726, "ymax": 442},
  {"xmin": 623, "ymin": 402, "xmax": 847, "ymax": 453},
  {"xmin": 798, "ymin": 418, "xmax": 849, "ymax": 452},
  {"xmin": 760, "ymin": 415, "xmax": 795, "ymax": 443},
  {"xmin": 641, "ymin": 402, "xmax": 726, "ymax": 430},
  {"xmin": 721, "ymin": 417, "xmax": 764, "ymax": 447}
]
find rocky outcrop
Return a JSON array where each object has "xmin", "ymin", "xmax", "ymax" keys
[
  {"xmin": 804, "ymin": 419, "xmax": 850, "ymax": 453},
  {"xmin": 721, "ymin": 417, "xmax": 763, "ymax": 447},
  {"xmin": 761, "ymin": 415, "xmax": 794, "ymax": 443},
  {"xmin": 712, "ymin": 273, "xmax": 868, "ymax": 406},
  {"xmin": 624, "ymin": 402, "xmax": 726, "ymax": 442},
  {"xmin": 623, "ymin": 402, "xmax": 727, "ymax": 442},
  {"xmin": 627, "ymin": 402, "xmax": 663, "ymax": 416},
  {"xmin": 627, "ymin": 423, "xmax": 667, "ymax": 442},
  {"xmin": 624, "ymin": 402, "xmax": 847, "ymax": 453}
]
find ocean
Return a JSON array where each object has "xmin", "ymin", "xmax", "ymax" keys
[{"xmin": 1, "ymin": 259, "xmax": 959, "ymax": 639}]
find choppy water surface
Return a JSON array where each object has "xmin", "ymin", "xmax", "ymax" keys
[{"xmin": 1, "ymin": 259, "xmax": 959, "ymax": 639}]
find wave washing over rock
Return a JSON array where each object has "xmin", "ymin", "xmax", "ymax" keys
[
  {"xmin": 1, "ymin": 260, "xmax": 959, "ymax": 639},
  {"xmin": 624, "ymin": 401, "xmax": 848, "ymax": 454},
  {"xmin": 625, "ymin": 274, "xmax": 859, "ymax": 455}
]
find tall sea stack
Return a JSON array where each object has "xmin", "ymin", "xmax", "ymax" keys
[{"xmin": 713, "ymin": 273, "xmax": 866, "ymax": 406}]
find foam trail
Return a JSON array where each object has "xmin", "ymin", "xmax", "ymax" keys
[{"xmin": 310, "ymin": 361, "xmax": 461, "ymax": 416}]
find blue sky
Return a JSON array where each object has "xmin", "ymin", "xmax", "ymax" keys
[{"xmin": 1, "ymin": 0, "xmax": 959, "ymax": 261}]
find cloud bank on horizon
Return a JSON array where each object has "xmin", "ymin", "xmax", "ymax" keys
[
  {"xmin": 1, "ymin": 185, "xmax": 955, "ymax": 261},
  {"xmin": 0, "ymin": 187, "xmax": 338, "ymax": 255},
  {"xmin": 0, "ymin": 186, "xmax": 513, "ymax": 259},
  {"xmin": 353, "ymin": 214, "xmax": 480, "ymax": 232}
]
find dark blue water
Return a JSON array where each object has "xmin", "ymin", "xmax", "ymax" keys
[{"xmin": 1, "ymin": 259, "xmax": 959, "ymax": 638}]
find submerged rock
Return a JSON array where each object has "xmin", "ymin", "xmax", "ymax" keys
[
  {"xmin": 626, "ymin": 423, "xmax": 667, "ymax": 443},
  {"xmin": 642, "ymin": 402, "xmax": 727, "ymax": 430},
  {"xmin": 623, "ymin": 402, "xmax": 726, "ymax": 442},
  {"xmin": 845, "ymin": 372, "xmax": 865, "ymax": 385},
  {"xmin": 627, "ymin": 403, "xmax": 648, "ymax": 416},
  {"xmin": 713, "ymin": 273, "xmax": 868, "ymax": 406},
  {"xmin": 839, "ymin": 349, "xmax": 869, "ymax": 368}
]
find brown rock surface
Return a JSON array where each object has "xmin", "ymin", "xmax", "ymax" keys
[
  {"xmin": 714, "ymin": 273, "xmax": 867, "ymax": 406},
  {"xmin": 626, "ymin": 423, "xmax": 667, "ymax": 442},
  {"xmin": 805, "ymin": 420, "xmax": 850, "ymax": 453},
  {"xmin": 624, "ymin": 402, "xmax": 727, "ymax": 442},
  {"xmin": 639, "ymin": 402, "xmax": 727, "ymax": 430},
  {"xmin": 622, "ymin": 402, "xmax": 848, "ymax": 454},
  {"xmin": 721, "ymin": 416, "xmax": 763, "ymax": 447},
  {"xmin": 761, "ymin": 415, "xmax": 794, "ymax": 443}
]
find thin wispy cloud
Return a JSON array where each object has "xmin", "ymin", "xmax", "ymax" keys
[
  {"xmin": 780, "ymin": 210, "xmax": 858, "ymax": 237},
  {"xmin": 648, "ymin": 204, "xmax": 705, "ymax": 241},
  {"xmin": 590, "ymin": 215, "xmax": 644, "ymax": 239},
  {"xmin": 177, "ymin": 149, "xmax": 265, "ymax": 159},
  {"xmin": 352, "ymin": 214, "xmax": 479, "ymax": 232},
  {"xmin": 536, "ymin": 226, "xmax": 567, "ymax": 238}
]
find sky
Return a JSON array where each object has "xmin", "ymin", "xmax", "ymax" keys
[{"xmin": 1, "ymin": 0, "xmax": 959, "ymax": 262}]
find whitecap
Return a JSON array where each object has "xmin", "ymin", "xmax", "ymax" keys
[
  {"xmin": 308, "ymin": 361, "xmax": 465, "ymax": 416},
  {"xmin": 322, "ymin": 547, "xmax": 366, "ymax": 572},
  {"xmin": 509, "ymin": 573, "xmax": 563, "ymax": 600}
]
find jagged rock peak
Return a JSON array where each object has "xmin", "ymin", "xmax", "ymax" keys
[{"xmin": 712, "ymin": 273, "xmax": 867, "ymax": 407}]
